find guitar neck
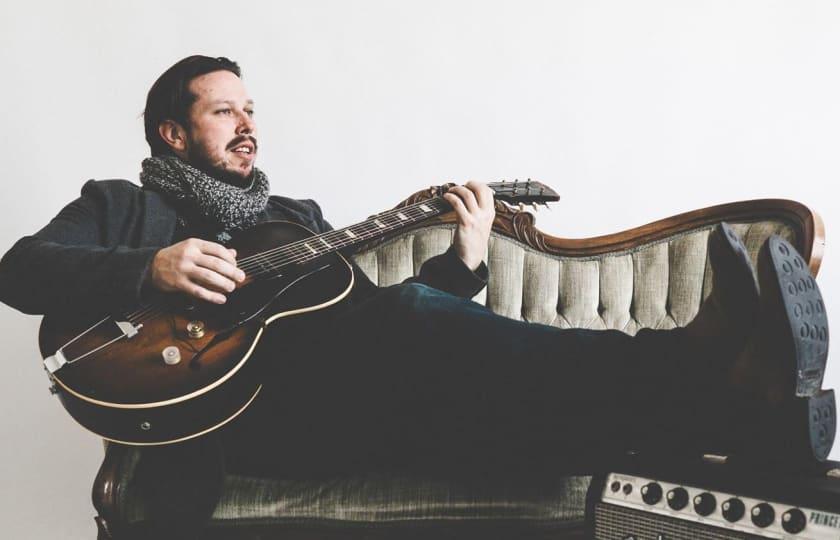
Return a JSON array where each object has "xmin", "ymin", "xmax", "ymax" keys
[
  {"xmin": 239, "ymin": 180, "xmax": 557, "ymax": 279},
  {"xmin": 242, "ymin": 195, "xmax": 451, "ymax": 279}
]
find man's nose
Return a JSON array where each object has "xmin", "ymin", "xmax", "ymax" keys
[{"xmin": 236, "ymin": 111, "xmax": 256, "ymax": 135}]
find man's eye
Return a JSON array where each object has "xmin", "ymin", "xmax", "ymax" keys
[
  {"xmin": 215, "ymin": 109, "xmax": 232, "ymax": 115},
  {"xmin": 246, "ymin": 109, "xmax": 255, "ymax": 117}
]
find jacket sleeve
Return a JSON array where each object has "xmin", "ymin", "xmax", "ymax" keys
[
  {"xmin": 303, "ymin": 199, "xmax": 488, "ymax": 300},
  {"xmin": 403, "ymin": 245, "xmax": 488, "ymax": 299},
  {"xmin": 0, "ymin": 182, "xmax": 160, "ymax": 317}
]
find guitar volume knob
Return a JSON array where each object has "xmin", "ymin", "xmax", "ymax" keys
[{"xmin": 162, "ymin": 346, "xmax": 181, "ymax": 365}]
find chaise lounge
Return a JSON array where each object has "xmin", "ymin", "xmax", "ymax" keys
[{"xmin": 91, "ymin": 188, "xmax": 825, "ymax": 539}]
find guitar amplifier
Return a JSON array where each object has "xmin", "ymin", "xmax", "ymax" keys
[{"xmin": 586, "ymin": 457, "xmax": 840, "ymax": 539}]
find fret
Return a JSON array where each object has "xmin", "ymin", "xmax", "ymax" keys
[
  {"xmin": 245, "ymin": 193, "xmax": 459, "ymax": 274},
  {"xmin": 232, "ymin": 180, "xmax": 559, "ymax": 283}
]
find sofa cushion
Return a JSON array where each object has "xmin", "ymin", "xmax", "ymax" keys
[{"xmin": 118, "ymin": 447, "xmax": 589, "ymax": 525}]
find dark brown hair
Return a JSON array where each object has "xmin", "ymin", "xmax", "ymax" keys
[{"xmin": 143, "ymin": 55, "xmax": 241, "ymax": 156}]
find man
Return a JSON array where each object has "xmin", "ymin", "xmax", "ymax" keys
[{"xmin": 0, "ymin": 56, "xmax": 831, "ymax": 538}]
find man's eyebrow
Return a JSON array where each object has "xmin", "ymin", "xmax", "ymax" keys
[{"xmin": 207, "ymin": 99, "xmax": 255, "ymax": 106}]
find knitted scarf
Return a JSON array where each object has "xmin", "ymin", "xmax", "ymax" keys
[{"xmin": 139, "ymin": 155, "xmax": 270, "ymax": 241}]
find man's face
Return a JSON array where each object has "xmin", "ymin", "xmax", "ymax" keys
[{"xmin": 181, "ymin": 70, "xmax": 257, "ymax": 184}]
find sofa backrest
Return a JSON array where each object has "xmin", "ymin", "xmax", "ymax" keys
[{"xmin": 352, "ymin": 199, "xmax": 821, "ymax": 334}]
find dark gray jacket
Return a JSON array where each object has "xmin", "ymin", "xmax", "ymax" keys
[{"xmin": 0, "ymin": 179, "xmax": 487, "ymax": 317}]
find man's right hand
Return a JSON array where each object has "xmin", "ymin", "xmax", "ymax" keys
[{"xmin": 150, "ymin": 238, "xmax": 246, "ymax": 304}]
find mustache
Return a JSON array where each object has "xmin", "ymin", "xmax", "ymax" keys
[{"xmin": 227, "ymin": 135, "xmax": 258, "ymax": 152}]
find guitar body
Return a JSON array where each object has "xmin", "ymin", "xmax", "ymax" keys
[{"xmin": 38, "ymin": 221, "xmax": 354, "ymax": 445}]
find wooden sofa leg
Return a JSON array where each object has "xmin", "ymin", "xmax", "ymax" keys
[{"xmin": 95, "ymin": 515, "xmax": 114, "ymax": 539}]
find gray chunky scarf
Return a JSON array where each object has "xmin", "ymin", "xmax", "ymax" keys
[{"xmin": 140, "ymin": 156, "xmax": 270, "ymax": 240}]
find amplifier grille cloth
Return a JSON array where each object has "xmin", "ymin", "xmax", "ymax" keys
[{"xmin": 594, "ymin": 503, "xmax": 765, "ymax": 540}]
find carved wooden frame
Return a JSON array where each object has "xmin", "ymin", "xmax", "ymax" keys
[
  {"xmin": 91, "ymin": 192, "xmax": 825, "ymax": 539},
  {"xmin": 388, "ymin": 188, "xmax": 824, "ymax": 275}
]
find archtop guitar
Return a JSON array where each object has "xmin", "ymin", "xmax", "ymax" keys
[{"xmin": 39, "ymin": 181, "xmax": 559, "ymax": 445}]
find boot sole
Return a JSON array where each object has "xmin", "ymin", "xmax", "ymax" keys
[
  {"xmin": 804, "ymin": 389, "xmax": 836, "ymax": 461},
  {"xmin": 760, "ymin": 235, "xmax": 829, "ymax": 397}
]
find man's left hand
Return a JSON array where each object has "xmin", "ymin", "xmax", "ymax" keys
[{"xmin": 443, "ymin": 181, "xmax": 495, "ymax": 271}]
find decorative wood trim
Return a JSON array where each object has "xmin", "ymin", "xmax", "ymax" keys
[
  {"xmin": 389, "ymin": 187, "xmax": 825, "ymax": 276},
  {"xmin": 92, "ymin": 442, "xmax": 130, "ymax": 539}
]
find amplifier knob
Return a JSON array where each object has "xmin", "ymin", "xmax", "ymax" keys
[
  {"xmin": 693, "ymin": 492, "xmax": 717, "ymax": 516},
  {"xmin": 751, "ymin": 503, "xmax": 775, "ymax": 528},
  {"xmin": 722, "ymin": 498, "xmax": 745, "ymax": 522},
  {"xmin": 667, "ymin": 487, "xmax": 689, "ymax": 510},
  {"xmin": 782, "ymin": 508, "xmax": 807, "ymax": 534},
  {"xmin": 641, "ymin": 482, "xmax": 663, "ymax": 505}
]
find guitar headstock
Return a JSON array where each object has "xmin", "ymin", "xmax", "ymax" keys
[{"xmin": 488, "ymin": 179, "xmax": 560, "ymax": 206}]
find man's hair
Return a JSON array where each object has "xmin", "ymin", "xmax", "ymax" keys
[{"xmin": 144, "ymin": 55, "xmax": 241, "ymax": 156}]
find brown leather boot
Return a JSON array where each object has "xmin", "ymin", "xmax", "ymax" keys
[
  {"xmin": 725, "ymin": 235, "xmax": 834, "ymax": 462},
  {"xmin": 683, "ymin": 223, "xmax": 759, "ymax": 355}
]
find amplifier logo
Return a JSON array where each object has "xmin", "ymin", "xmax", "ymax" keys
[{"xmin": 810, "ymin": 511, "xmax": 840, "ymax": 528}]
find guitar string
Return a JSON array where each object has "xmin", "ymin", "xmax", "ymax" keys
[
  {"xmin": 232, "ymin": 181, "xmax": 521, "ymax": 271},
  {"xmin": 126, "ymin": 183, "xmax": 535, "ymax": 325},
  {"xmin": 125, "ymin": 198, "xmax": 449, "ymax": 326},
  {"xmin": 124, "ymin": 182, "xmax": 537, "ymax": 325},
  {"xmin": 234, "ymin": 197, "xmax": 451, "ymax": 272},
  {"xmin": 125, "ymin": 198, "xmax": 447, "ymax": 324},
  {"xmin": 231, "ymin": 180, "xmax": 533, "ymax": 272}
]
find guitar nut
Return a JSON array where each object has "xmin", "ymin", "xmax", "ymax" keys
[{"xmin": 186, "ymin": 320, "xmax": 205, "ymax": 339}]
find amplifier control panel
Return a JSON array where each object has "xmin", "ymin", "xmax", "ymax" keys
[{"xmin": 602, "ymin": 472, "xmax": 840, "ymax": 539}]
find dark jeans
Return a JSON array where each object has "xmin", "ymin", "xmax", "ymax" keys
[
  {"xmin": 221, "ymin": 282, "xmax": 707, "ymax": 479},
  {"xmin": 138, "ymin": 283, "xmax": 714, "ymax": 537}
]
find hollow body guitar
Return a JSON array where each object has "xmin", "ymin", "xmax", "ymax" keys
[{"xmin": 39, "ymin": 181, "xmax": 558, "ymax": 445}]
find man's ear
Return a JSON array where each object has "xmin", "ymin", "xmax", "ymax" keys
[{"xmin": 158, "ymin": 120, "xmax": 188, "ymax": 155}]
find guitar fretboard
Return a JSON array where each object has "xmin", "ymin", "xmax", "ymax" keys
[{"xmin": 242, "ymin": 196, "xmax": 452, "ymax": 278}]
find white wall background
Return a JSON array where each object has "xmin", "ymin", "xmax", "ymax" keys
[{"xmin": 0, "ymin": 1, "xmax": 838, "ymax": 537}]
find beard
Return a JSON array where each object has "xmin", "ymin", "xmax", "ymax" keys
[{"xmin": 185, "ymin": 138, "xmax": 254, "ymax": 188}]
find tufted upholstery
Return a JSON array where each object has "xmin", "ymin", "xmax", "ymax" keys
[
  {"xmin": 96, "ymin": 205, "xmax": 816, "ymax": 538},
  {"xmin": 354, "ymin": 222, "xmax": 796, "ymax": 333}
]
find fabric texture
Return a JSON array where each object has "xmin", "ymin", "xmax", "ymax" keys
[{"xmin": 139, "ymin": 155, "xmax": 270, "ymax": 241}]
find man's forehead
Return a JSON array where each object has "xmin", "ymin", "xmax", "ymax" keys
[{"xmin": 189, "ymin": 71, "xmax": 251, "ymax": 103}]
